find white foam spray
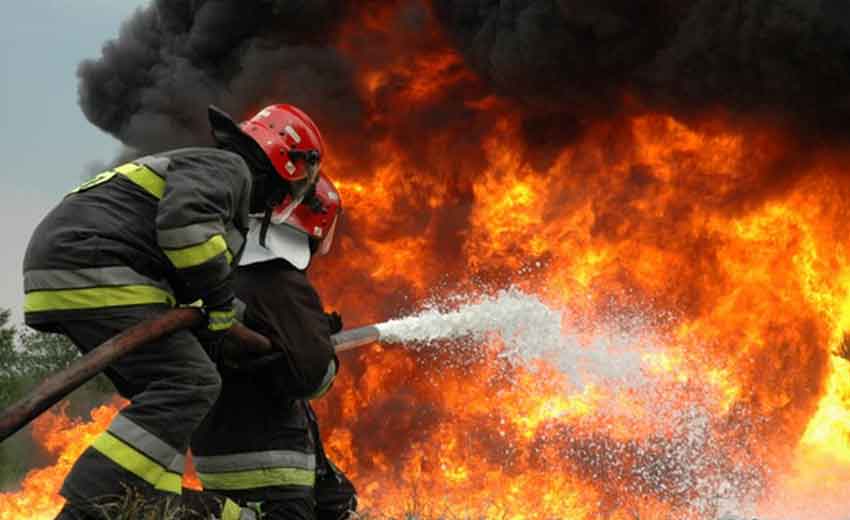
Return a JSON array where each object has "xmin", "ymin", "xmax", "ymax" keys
[
  {"xmin": 375, "ymin": 286, "xmax": 651, "ymax": 388},
  {"xmin": 372, "ymin": 287, "xmax": 778, "ymax": 519},
  {"xmin": 376, "ymin": 287, "xmax": 561, "ymax": 356}
]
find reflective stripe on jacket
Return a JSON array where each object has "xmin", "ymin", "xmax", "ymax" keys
[
  {"xmin": 194, "ymin": 449, "xmax": 317, "ymax": 491},
  {"xmin": 24, "ymin": 266, "xmax": 175, "ymax": 314},
  {"xmin": 23, "ymin": 147, "xmax": 251, "ymax": 326}
]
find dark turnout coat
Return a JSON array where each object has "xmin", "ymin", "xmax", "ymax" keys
[
  {"xmin": 23, "ymin": 147, "xmax": 251, "ymax": 328},
  {"xmin": 37, "ymin": 147, "xmax": 254, "ymax": 518},
  {"xmin": 191, "ymin": 259, "xmax": 354, "ymax": 519}
]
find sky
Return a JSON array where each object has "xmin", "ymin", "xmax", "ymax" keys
[{"xmin": 0, "ymin": 0, "xmax": 149, "ymax": 324}]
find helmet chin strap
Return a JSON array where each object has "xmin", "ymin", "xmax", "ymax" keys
[
  {"xmin": 259, "ymin": 207, "xmax": 273, "ymax": 249},
  {"xmin": 256, "ymin": 158, "xmax": 317, "ymax": 247},
  {"xmin": 258, "ymin": 192, "xmax": 305, "ymax": 248}
]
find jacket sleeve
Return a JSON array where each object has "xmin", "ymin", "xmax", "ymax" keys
[
  {"xmin": 154, "ymin": 150, "xmax": 252, "ymax": 306},
  {"xmin": 234, "ymin": 261, "xmax": 338, "ymax": 400}
]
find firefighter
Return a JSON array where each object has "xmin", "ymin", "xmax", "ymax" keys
[
  {"xmin": 189, "ymin": 173, "xmax": 357, "ymax": 520},
  {"xmin": 22, "ymin": 104, "xmax": 326, "ymax": 519}
]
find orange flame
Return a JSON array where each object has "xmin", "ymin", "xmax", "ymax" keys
[
  {"xmin": 6, "ymin": 3, "xmax": 850, "ymax": 518},
  {"xmin": 0, "ymin": 401, "xmax": 121, "ymax": 520}
]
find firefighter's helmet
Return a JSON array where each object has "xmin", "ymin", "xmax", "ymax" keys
[
  {"xmin": 275, "ymin": 173, "xmax": 341, "ymax": 257},
  {"xmin": 240, "ymin": 173, "xmax": 342, "ymax": 269},
  {"xmin": 238, "ymin": 104, "xmax": 325, "ymax": 184},
  {"xmin": 208, "ymin": 103, "xmax": 324, "ymax": 215}
]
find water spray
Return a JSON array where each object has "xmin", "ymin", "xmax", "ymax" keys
[{"xmin": 335, "ymin": 288, "xmax": 563, "ymax": 354}]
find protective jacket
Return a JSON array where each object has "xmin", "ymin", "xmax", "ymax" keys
[
  {"xmin": 23, "ymin": 147, "xmax": 251, "ymax": 328},
  {"xmin": 27, "ymin": 147, "xmax": 252, "ymax": 520},
  {"xmin": 191, "ymin": 259, "xmax": 345, "ymax": 515}
]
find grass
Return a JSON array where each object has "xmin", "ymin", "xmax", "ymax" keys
[
  {"xmin": 95, "ymin": 486, "xmax": 204, "ymax": 520},
  {"xmin": 93, "ymin": 487, "xmax": 778, "ymax": 520},
  {"xmin": 96, "ymin": 492, "xmax": 489, "ymax": 520}
]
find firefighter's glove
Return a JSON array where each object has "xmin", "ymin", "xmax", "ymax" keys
[
  {"xmin": 199, "ymin": 277, "xmax": 236, "ymax": 333},
  {"xmin": 203, "ymin": 300, "xmax": 236, "ymax": 333},
  {"xmin": 325, "ymin": 311, "xmax": 343, "ymax": 334}
]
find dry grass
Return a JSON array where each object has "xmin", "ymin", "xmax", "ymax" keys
[
  {"xmin": 95, "ymin": 488, "xmax": 771, "ymax": 520},
  {"xmin": 96, "ymin": 486, "xmax": 203, "ymax": 520}
]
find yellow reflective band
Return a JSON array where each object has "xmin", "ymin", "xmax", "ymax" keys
[
  {"xmin": 92, "ymin": 432, "xmax": 183, "ymax": 494},
  {"xmin": 115, "ymin": 163, "xmax": 166, "ymax": 199},
  {"xmin": 68, "ymin": 171, "xmax": 117, "ymax": 194},
  {"xmin": 221, "ymin": 499, "xmax": 243, "ymax": 520},
  {"xmin": 208, "ymin": 308, "xmax": 235, "ymax": 332},
  {"xmin": 68, "ymin": 164, "xmax": 165, "ymax": 199},
  {"xmin": 156, "ymin": 472, "xmax": 184, "ymax": 493},
  {"xmin": 164, "ymin": 235, "xmax": 229, "ymax": 269},
  {"xmin": 198, "ymin": 467, "xmax": 316, "ymax": 491},
  {"xmin": 24, "ymin": 285, "xmax": 175, "ymax": 313}
]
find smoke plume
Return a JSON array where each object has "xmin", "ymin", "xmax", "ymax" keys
[
  {"xmin": 77, "ymin": 0, "xmax": 362, "ymax": 154},
  {"xmin": 78, "ymin": 0, "xmax": 850, "ymax": 166},
  {"xmin": 432, "ymin": 0, "xmax": 850, "ymax": 133}
]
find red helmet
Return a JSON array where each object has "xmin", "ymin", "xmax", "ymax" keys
[
  {"xmin": 239, "ymin": 104, "xmax": 325, "ymax": 183},
  {"xmin": 239, "ymin": 174, "xmax": 341, "ymax": 268},
  {"xmin": 273, "ymin": 174, "xmax": 342, "ymax": 257}
]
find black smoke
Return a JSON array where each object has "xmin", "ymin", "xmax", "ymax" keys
[
  {"xmin": 432, "ymin": 0, "xmax": 850, "ymax": 134},
  {"xmin": 77, "ymin": 0, "xmax": 363, "ymax": 154},
  {"xmin": 79, "ymin": 0, "xmax": 850, "ymax": 155}
]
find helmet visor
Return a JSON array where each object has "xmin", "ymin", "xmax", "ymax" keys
[{"xmin": 316, "ymin": 212, "xmax": 340, "ymax": 256}]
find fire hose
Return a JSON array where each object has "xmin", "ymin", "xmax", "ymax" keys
[{"xmin": 0, "ymin": 308, "xmax": 381, "ymax": 442}]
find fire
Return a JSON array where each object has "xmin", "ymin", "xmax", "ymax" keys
[
  {"xmin": 0, "ymin": 399, "xmax": 204, "ymax": 518},
  {"xmin": 310, "ymin": 5, "xmax": 850, "ymax": 515},
  {"xmin": 7, "ymin": 2, "xmax": 850, "ymax": 518},
  {"xmin": 0, "ymin": 401, "xmax": 121, "ymax": 520}
]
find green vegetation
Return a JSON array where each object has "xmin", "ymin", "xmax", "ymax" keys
[
  {"xmin": 0, "ymin": 309, "xmax": 112, "ymax": 490},
  {"xmin": 0, "ymin": 310, "xmax": 78, "ymax": 408}
]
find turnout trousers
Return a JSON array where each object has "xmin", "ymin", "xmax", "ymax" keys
[
  {"xmin": 192, "ymin": 401, "xmax": 357, "ymax": 520},
  {"xmin": 53, "ymin": 305, "xmax": 222, "ymax": 519}
]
